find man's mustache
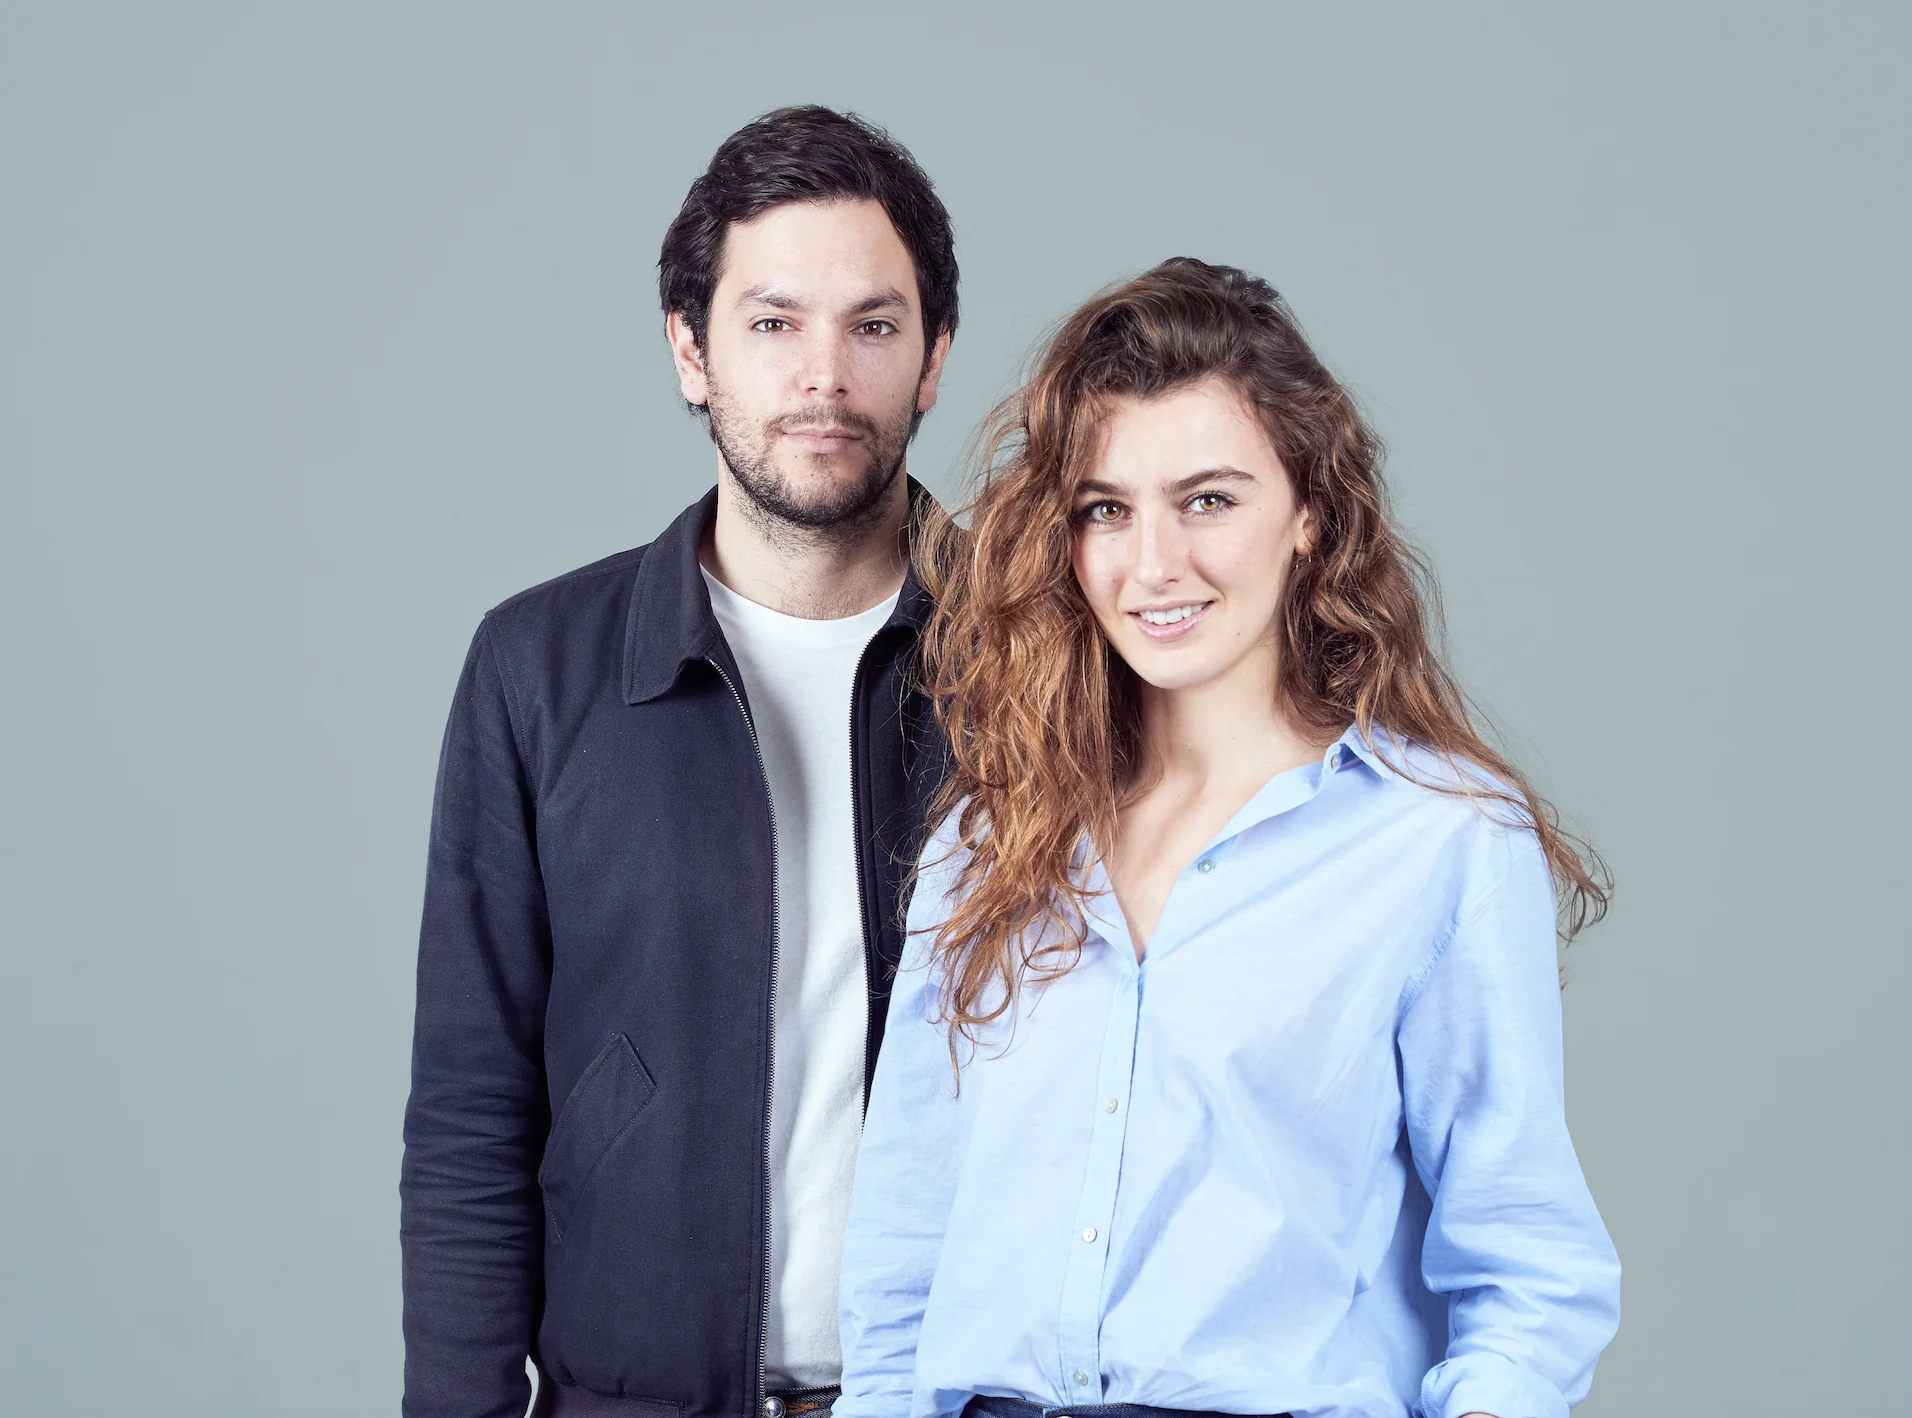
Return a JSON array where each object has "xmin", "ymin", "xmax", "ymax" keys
[{"xmin": 768, "ymin": 408, "xmax": 883, "ymax": 438}]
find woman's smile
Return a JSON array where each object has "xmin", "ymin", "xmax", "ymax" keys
[{"xmin": 1129, "ymin": 600, "xmax": 1214, "ymax": 639}]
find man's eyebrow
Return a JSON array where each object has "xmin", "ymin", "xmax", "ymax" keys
[
  {"xmin": 732, "ymin": 285, "xmax": 911, "ymax": 316},
  {"xmin": 735, "ymin": 285, "xmax": 802, "ymax": 310},
  {"xmin": 847, "ymin": 288, "xmax": 911, "ymax": 317}
]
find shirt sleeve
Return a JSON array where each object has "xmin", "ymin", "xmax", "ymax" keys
[
  {"xmin": 1399, "ymin": 828, "xmax": 1621, "ymax": 1418},
  {"xmin": 836, "ymin": 830, "xmax": 971, "ymax": 1418}
]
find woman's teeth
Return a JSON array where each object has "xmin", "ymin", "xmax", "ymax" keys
[{"xmin": 1138, "ymin": 604, "xmax": 1204, "ymax": 625}]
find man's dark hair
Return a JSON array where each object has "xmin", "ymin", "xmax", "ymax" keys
[{"xmin": 659, "ymin": 106, "xmax": 959, "ymax": 358}]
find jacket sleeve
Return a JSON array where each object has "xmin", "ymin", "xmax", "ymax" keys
[
  {"xmin": 1399, "ymin": 829, "xmax": 1621, "ymax": 1418},
  {"xmin": 836, "ymin": 831, "xmax": 969, "ymax": 1418},
  {"xmin": 401, "ymin": 618, "xmax": 552, "ymax": 1418}
]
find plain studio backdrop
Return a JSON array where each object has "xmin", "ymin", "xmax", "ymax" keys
[{"xmin": 2, "ymin": 4, "xmax": 1906, "ymax": 1414}]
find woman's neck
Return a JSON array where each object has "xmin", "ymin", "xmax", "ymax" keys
[
  {"xmin": 1135, "ymin": 643, "xmax": 1326, "ymax": 798},
  {"xmin": 1106, "ymin": 643, "xmax": 1331, "ymax": 957}
]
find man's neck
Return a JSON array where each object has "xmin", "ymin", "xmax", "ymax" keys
[{"xmin": 700, "ymin": 468, "xmax": 911, "ymax": 620}]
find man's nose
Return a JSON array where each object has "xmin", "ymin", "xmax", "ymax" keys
[{"xmin": 799, "ymin": 329, "xmax": 852, "ymax": 398}]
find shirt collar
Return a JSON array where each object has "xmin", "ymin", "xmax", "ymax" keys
[
  {"xmin": 1337, "ymin": 720, "xmax": 1409, "ymax": 781},
  {"xmin": 1080, "ymin": 721, "xmax": 1394, "ymax": 950},
  {"xmin": 1193, "ymin": 720, "xmax": 1399, "ymax": 848}
]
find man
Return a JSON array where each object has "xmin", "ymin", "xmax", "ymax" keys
[{"xmin": 401, "ymin": 106, "xmax": 957, "ymax": 1418}]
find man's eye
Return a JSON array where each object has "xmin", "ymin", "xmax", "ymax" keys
[
  {"xmin": 858, "ymin": 320, "xmax": 897, "ymax": 337},
  {"xmin": 753, "ymin": 318, "xmax": 791, "ymax": 333}
]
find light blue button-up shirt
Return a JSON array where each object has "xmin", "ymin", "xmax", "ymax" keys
[{"xmin": 837, "ymin": 727, "xmax": 1620, "ymax": 1418}]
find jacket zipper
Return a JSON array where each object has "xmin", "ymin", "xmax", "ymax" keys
[
  {"xmin": 847, "ymin": 640, "xmax": 876, "ymax": 1110},
  {"xmin": 710, "ymin": 659, "xmax": 778, "ymax": 1418}
]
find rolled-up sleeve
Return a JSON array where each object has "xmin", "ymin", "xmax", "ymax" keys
[{"xmin": 1399, "ymin": 830, "xmax": 1621, "ymax": 1418}]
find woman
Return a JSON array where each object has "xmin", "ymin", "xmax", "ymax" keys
[{"xmin": 836, "ymin": 259, "xmax": 1620, "ymax": 1418}]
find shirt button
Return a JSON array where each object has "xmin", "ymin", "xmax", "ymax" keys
[
  {"xmin": 1074, "ymin": 1371, "xmax": 1091, "ymax": 1386},
  {"xmin": 1081, "ymin": 1226, "xmax": 1097, "ymax": 1242},
  {"xmin": 1104, "ymin": 1098, "xmax": 1119, "ymax": 1113},
  {"xmin": 1196, "ymin": 858, "xmax": 1215, "ymax": 874}
]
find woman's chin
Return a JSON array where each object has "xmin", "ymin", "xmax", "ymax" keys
[{"xmin": 1120, "ymin": 650, "xmax": 1230, "ymax": 694}]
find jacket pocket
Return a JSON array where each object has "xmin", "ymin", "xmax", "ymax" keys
[{"xmin": 538, "ymin": 1032, "xmax": 659, "ymax": 1245}]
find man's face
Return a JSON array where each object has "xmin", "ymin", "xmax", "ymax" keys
[{"xmin": 670, "ymin": 199, "xmax": 949, "ymax": 534}]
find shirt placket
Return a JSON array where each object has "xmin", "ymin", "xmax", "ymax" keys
[{"xmin": 1054, "ymin": 958, "xmax": 1142, "ymax": 1401}]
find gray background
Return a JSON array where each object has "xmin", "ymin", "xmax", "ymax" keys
[{"xmin": 2, "ymin": 3, "xmax": 1906, "ymax": 1414}]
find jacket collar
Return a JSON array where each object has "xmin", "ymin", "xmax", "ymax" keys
[{"xmin": 623, "ymin": 478, "xmax": 936, "ymax": 706}]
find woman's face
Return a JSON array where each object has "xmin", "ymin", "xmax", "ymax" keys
[{"xmin": 1070, "ymin": 378, "xmax": 1312, "ymax": 695}]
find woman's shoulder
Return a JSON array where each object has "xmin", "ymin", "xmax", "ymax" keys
[
  {"xmin": 918, "ymin": 797, "xmax": 976, "ymax": 860},
  {"xmin": 1339, "ymin": 733, "xmax": 1557, "ymax": 945},
  {"xmin": 909, "ymin": 799, "xmax": 982, "ymax": 907},
  {"xmin": 1346, "ymin": 728, "xmax": 1543, "ymax": 853}
]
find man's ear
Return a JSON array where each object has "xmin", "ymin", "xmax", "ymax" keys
[
  {"xmin": 914, "ymin": 329, "xmax": 953, "ymax": 415},
  {"xmin": 668, "ymin": 311, "xmax": 710, "ymax": 407}
]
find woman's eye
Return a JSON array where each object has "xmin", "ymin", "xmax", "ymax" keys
[
  {"xmin": 1081, "ymin": 502, "xmax": 1126, "ymax": 525},
  {"xmin": 1188, "ymin": 492, "xmax": 1232, "ymax": 514}
]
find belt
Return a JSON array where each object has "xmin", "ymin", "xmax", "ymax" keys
[
  {"xmin": 533, "ymin": 1376, "xmax": 840, "ymax": 1418},
  {"xmin": 763, "ymin": 1385, "xmax": 841, "ymax": 1418},
  {"xmin": 963, "ymin": 1396, "xmax": 1291, "ymax": 1418}
]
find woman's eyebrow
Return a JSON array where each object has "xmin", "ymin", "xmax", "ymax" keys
[
  {"xmin": 1165, "ymin": 466, "xmax": 1258, "ymax": 496},
  {"xmin": 1074, "ymin": 466, "xmax": 1259, "ymax": 500}
]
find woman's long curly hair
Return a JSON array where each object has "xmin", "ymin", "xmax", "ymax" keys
[{"xmin": 914, "ymin": 258, "xmax": 1609, "ymax": 1060}]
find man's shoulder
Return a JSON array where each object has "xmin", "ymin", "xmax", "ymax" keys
[{"xmin": 479, "ymin": 543, "xmax": 651, "ymax": 645}]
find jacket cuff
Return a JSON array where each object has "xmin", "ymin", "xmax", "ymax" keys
[{"xmin": 1420, "ymin": 1351, "xmax": 1570, "ymax": 1418}]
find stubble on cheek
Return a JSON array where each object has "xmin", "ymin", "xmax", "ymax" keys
[{"xmin": 704, "ymin": 374, "xmax": 916, "ymax": 534}]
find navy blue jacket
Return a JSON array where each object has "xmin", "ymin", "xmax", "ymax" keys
[{"xmin": 400, "ymin": 487, "xmax": 945, "ymax": 1418}]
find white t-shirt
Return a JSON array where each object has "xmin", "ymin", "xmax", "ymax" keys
[{"xmin": 702, "ymin": 567, "xmax": 900, "ymax": 1390}]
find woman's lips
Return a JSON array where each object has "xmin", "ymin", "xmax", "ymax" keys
[{"xmin": 1128, "ymin": 601, "xmax": 1213, "ymax": 641}]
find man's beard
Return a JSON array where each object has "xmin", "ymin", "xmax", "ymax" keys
[{"xmin": 705, "ymin": 377, "xmax": 916, "ymax": 540}]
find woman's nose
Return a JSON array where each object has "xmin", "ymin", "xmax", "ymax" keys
[{"xmin": 1130, "ymin": 511, "xmax": 1188, "ymax": 589}]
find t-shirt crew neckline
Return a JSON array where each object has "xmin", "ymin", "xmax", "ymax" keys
[{"xmin": 700, "ymin": 566, "xmax": 901, "ymax": 645}]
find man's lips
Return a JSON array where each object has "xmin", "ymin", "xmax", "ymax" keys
[
  {"xmin": 781, "ymin": 426, "xmax": 865, "ymax": 453},
  {"xmin": 1127, "ymin": 601, "xmax": 1214, "ymax": 641}
]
